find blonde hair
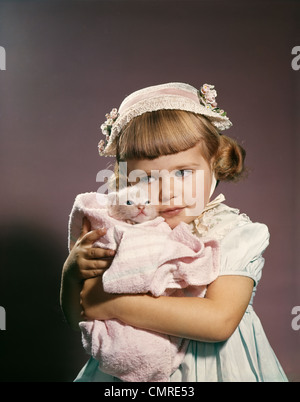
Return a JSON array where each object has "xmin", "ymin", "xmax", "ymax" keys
[{"xmin": 113, "ymin": 109, "xmax": 246, "ymax": 184}]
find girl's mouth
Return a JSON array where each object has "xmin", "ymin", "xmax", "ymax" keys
[{"xmin": 160, "ymin": 207, "xmax": 184, "ymax": 218}]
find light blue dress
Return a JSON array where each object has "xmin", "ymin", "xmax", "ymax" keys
[{"xmin": 74, "ymin": 200, "xmax": 288, "ymax": 382}]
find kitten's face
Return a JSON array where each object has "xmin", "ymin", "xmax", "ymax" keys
[{"xmin": 107, "ymin": 185, "xmax": 158, "ymax": 223}]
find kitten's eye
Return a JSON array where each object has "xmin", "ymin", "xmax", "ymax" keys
[
  {"xmin": 144, "ymin": 200, "xmax": 151, "ymax": 205},
  {"xmin": 126, "ymin": 200, "xmax": 134, "ymax": 205},
  {"xmin": 174, "ymin": 169, "xmax": 193, "ymax": 178}
]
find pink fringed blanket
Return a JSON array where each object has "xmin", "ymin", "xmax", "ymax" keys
[{"xmin": 68, "ymin": 192, "xmax": 219, "ymax": 382}]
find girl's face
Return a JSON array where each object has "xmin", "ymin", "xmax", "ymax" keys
[{"xmin": 126, "ymin": 143, "xmax": 213, "ymax": 229}]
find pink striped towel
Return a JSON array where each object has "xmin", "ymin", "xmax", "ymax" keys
[{"xmin": 68, "ymin": 192, "xmax": 219, "ymax": 382}]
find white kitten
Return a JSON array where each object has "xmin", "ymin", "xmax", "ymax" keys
[{"xmin": 107, "ymin": 185, "xmax": 158, "ymax": 224}]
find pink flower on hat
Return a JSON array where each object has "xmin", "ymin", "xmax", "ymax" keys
[
  {"xmin": 206, "ymin": 91, "xmax": 217, "ymax": 104},
  {"xmin": 101, "ymin": 108, "xmax": 119, "ymax": 136},
  {"xmin": 98, "ymin": 139, "xmax": 106, "ymax": 155},
  {"xmin": 199, "ymin": 83, "xmax": 225, "ymax": 114},
  {"xmin": 200, "ymin": 84, "xmax": 217, "ymax": 105},
  {"xmin": 98, "ymin": 108, "xmax": 119, "ymax": 155},
  {"xmin": 200, "ymin": 84, "xmax": 211, "ymax": 94},
  {"xmin": 110, "ymin": 108, "xmax": 119, "ymax": 120}
]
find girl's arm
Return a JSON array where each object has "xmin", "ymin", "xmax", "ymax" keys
[
  {"xmin": 60, "ymin": 219, "xmax": 115, "ymax": 330},
  {"xmin": 80, "ymin": 274, "xmax": 254, "ymax": 342}
]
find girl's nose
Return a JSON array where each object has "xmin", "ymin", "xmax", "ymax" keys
[{"xmin": 159, "ymin": 177, "xmax": 175, "ymax": 203}]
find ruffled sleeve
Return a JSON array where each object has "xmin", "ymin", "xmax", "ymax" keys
[{"xmin": 219, "ymin": 222, "xmax": 270, "ymax": 286}]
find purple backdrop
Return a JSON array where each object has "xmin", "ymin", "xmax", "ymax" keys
[{"xmin": 0, "ymin": 0, "xmax": 299, "ymax": 381}]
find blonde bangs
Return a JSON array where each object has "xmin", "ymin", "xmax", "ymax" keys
[
  {"xmin": 112, "ymin": 109, "xmax": 245, "ymax": 186},
  {"xmin": 116, "ymin": 110, "xmax": 217, "ymax": 161}
]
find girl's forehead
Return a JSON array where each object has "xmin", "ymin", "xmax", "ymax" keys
[{"xmin": 127, "ymin": 145, "xmax": 209, "ymax": 172}]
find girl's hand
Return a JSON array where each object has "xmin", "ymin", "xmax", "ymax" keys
[{"xmin": 62, "ymin": 217, "xmax": 116, "ymax": 284}]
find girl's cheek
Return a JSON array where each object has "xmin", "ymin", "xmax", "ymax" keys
[{"xmin": 183, "ymin": 172, "xmax": 205, "ymax": 210}]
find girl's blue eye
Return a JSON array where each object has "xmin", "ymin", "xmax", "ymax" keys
[
  {"xmin": 126, "ymin": 200, "xmax": 134, "ymax": 205},
  {"xmin": 174, "ymin": 169, "xmax": 193, "ymax": 178},
  {"xmin": 140, "ymin": 176, "xmax": 155, "ymax": 183}
]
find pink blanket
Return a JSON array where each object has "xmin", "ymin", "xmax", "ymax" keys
[{"xmin": 69, "ymin": 192, "xmax": 219, "ymax": 382}]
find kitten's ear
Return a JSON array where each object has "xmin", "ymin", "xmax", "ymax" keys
[{"xmin": 107, "ymin": 191, "xmax": 119, "ymax": 206}]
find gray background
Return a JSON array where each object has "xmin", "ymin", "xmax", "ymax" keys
[{"xmin": 0, "ymin": 0, "xmax": 299, "ymax": 381}]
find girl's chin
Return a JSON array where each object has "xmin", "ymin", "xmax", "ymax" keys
[{"xmin": 163, "ymin": 213, "xmax": 196, "ymax": 229}]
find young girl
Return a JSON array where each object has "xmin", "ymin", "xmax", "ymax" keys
[{"xmin": 60, "ymin": 82, "xmax": 288, "ymax": 382}]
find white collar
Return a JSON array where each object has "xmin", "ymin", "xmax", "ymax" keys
[{"xmin": 191, "ymin": 193, "xmax": 226, "ymax": 230}]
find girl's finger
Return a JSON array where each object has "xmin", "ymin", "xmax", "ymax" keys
[
  {"xmin": 84, "ymin": 258, "xmax": 113, "ymax": 271},
  {"xmin": 81, "ymin": 259, "xmax": 114, "ymax": 279},
  {"xmin": 87, "ymin": 247, "xmax": 116, "ymax": 260},
  {"xmin": 81, "ymin": 227, "xmax": 107, "ymax": 245},
  {"xmin": 81, "ymin": 268, "xmax": 106, "ymax": 280},
  {"xmin": 78, "ymin": 217, "xmax": 91, "ymax": 240}
]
